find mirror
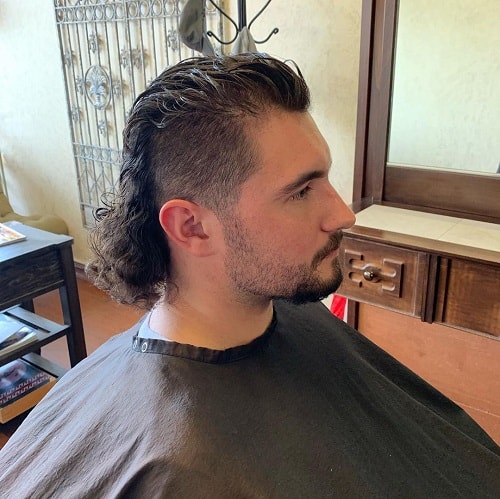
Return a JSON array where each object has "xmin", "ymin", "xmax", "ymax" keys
[
  {"xmin": 353, "ymin": 0, "xmax": 500, "ymax": 223},
  {"xmin": 388, "ymin": 0, "xmax": 500, "ymax": 174}
]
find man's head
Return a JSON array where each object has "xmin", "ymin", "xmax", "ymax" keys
[
  {"xmin": 87, "ymin": 54, "xmax": 314, "ymax": 307},
  {"xmin": 219, "ymin": 110, "xmax": 355, "ymax": 306},
  {"xmin": 123, "ymin": 54, "xmax": 310, "ymax": 215}
]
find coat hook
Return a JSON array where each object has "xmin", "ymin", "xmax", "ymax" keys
[{"xmin": 206, "ymin": 0, "xmax": 279, "ymax": 47}]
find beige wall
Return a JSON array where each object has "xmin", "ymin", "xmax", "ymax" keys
[
  {"xmin": 0, "ymin": 0, "xmax": 362, "ymax": 263},
  {"xmin": 0, "ymin": 1, "xmax": 84, "ymax": 257}
]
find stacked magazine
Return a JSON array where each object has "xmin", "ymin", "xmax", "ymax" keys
[
  {"xmin": 0, "ymin": 314, "xmax": 37, "ymax": 356},
  {"xmin": 0, "ymin": 358, "xmax": 57, "ymax": 423},
  {"xmin": 0, "ymin": 315, "xmax": 57, "ymax": 422},
  {"xmin": 0, "ymin": 222, "xmax": 26, "ymax": 247}
]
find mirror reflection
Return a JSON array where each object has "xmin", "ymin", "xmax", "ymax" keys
[{"xmin": 388, "ymin": 0, "xmax": 500, "ymax": 174}]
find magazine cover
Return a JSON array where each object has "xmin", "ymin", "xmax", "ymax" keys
[
  {"xmin": 0, "ymin": 222, "xmax": 26, "ymax": 247},
  {"xmin": 0, "ymin": 358, "xmax": 56, "ymax": 422},
  {"xmin": 0, "ymin": 315, "xmax": 37, "ymax": 356}
]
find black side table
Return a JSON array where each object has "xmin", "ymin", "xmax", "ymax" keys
[{"xmin": 0, "ymin": 223, "xmax": 87, "ymax": 368}]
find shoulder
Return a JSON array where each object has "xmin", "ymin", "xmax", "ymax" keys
[
  {"xmin": 0, "ymin": 315, "xmax": 195, "ymax": 496},
  {"xmin": 274, "ymin": 300, "xmax": 499, "ymax": 453}
]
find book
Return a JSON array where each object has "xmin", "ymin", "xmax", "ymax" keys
[
  {"xmin": 0, "ymin": 358, "xmax": 57, "ymax": 423},
  {"xmin": 0, "ymin": 314, "xmax": 37, "ymax": 356},
  {"xmin": 0, "ymin": 222, "xmax": 26, "ymax": 247}
]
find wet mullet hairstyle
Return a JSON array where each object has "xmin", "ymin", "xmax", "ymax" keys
[{"xmin": 87, "ymin": 54, "xmax": 310, "ymax": 308}]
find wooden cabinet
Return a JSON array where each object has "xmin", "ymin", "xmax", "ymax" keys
[
  {"xmin": 341, "ymin": 238, "xmax": 427, "ymax": 318},
  {"xmin": 347, "ymin": 0, "xmax": 500, "ymax": 442},
  {"xmin": 338, "ymin": 210, "xmax": 500, "ymax": 443},
  {"xmin": 434, "ymin": 259, "xmax": 500, "ymax": 337},
  {"xmin": 340, "ymin": 221, "xmax": 500, "ymax": 339}
]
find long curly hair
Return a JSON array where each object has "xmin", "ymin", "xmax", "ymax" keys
[{"xmin": 86, "ymin": 54, "xmax": 310, "ymax": 308}]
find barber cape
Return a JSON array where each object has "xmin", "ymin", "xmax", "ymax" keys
[{"xmin": 0, "ymin": 301, "xmax": 499, "ymax": 498}]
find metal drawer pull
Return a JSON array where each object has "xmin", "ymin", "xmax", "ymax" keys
[
  {"xmin": 343, "ymin": 249, "xmax": 403, "ymax": 296},
  {"xmin": 363, "ymin": 269, "xmax": 377, "ymax": 281}
]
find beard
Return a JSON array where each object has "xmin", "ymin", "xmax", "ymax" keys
[
  {"xmin": 287, "ymin": 235, "xmax": 344, "ymax": 304},
  {"xmin": 222, "ymin": 217, "xmax": 344, "ymax": 305}
]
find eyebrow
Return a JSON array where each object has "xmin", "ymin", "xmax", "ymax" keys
[{"xmin": 277, "ymin": 169, "xmax": 329, "ymax": 198}]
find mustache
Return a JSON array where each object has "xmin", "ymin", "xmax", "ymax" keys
[{"xmin": 312, "ymin": 231, "xmax": 344, "ymax": 266}]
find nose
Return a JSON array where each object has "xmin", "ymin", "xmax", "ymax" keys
[{"xmin": 321, "ymin": 186, "xmax": 356, "ymax": 233}]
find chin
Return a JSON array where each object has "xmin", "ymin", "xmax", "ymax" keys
[{"xmin": 285, "ymin": 271, "xmax": 344, "ymax": 306}]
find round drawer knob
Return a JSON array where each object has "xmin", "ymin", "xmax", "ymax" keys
[{"xmin": 363, "ymin": 270, "xmax": 376, "ymax": 281}]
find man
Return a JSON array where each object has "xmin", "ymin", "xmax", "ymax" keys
[{"xmin": 0, "ymin": 54, "xmax": 498, "ymax": 497}]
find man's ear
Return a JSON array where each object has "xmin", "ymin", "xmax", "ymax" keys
[{"xmin": 159, "ymin": 199, "xmax": 216, "ymax": 256}]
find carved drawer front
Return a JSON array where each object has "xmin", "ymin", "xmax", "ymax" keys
[
  {"xmin": 0, "ymin": 248, "xmax": 64, "ymax": 309},
  {"xmin": 435, "ymin": 259, "xmax": 500, "ymax": 338},
  {"xmin": 339, "ymin": 238, "xmax": 427, "ymax": 317}
]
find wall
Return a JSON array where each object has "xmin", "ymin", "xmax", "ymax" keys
[
  {"xmin": 0, "ymin": 0, "xmax": 362, "ymax": 263},
  {"xmin": 0, "ymin": 1, "xmax": 84, "ymax": 257}
]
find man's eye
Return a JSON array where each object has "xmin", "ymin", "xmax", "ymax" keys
[{"xmin": 290, "ymin": 186, "xmax": 311, "ymax": 201}]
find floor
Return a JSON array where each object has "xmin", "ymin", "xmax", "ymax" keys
[{"xmin": 0, "ymin": 277, "xmax": 144, "ymax": 449}]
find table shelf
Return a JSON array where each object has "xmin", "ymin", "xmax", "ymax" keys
[
  {"xmin": 0, "ymin": 307, "xmax": 69, "ymax": 366},
  {"xmin": 1, "ymin": 223, "xmax": 87, "ymax": 419}
]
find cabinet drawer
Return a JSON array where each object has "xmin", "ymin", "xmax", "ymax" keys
[
  {"xmin": 339, "ymin": 237, "xmax": 427, "ymax": 317},
  {"xmin": 435, "ymin": 259, "xmax": 500, "ymax": 337},
  {"xmin": 0, "ymin": 247, "xmax": 64, "ymax": 308}
]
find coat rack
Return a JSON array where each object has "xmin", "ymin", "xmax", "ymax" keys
[
  {"xmin": 179, "ymin": 0, "xmax": 278, "ymax": 56},
  {"xmin": 207, "ymin": 0, "xmax": 279, "ymax": 46}
]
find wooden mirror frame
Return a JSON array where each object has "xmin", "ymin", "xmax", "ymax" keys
[{"xmin": 353, "ymin": 0, "xmax": 500, "ymax": 224}]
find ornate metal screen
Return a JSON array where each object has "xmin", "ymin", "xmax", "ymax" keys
[{"xmin": 54, "ymin": 0, "xmax": 224, "ymax": 226}]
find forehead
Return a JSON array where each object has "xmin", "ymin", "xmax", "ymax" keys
[{"xmin": 243, "ymin": 110, "xmax": 331, "ymax": 189}]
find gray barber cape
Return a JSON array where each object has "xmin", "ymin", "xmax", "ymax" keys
[{"xmin": 0, "ymin": 301, "xmax": 499, "ymax": 498}]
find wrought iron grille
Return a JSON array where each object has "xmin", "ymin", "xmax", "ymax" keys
[{"xmin": 54, "ymin": 0, "xmax": 224, "ymax": 226}]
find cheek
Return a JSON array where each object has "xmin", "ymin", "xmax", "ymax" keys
[
  {"xmin": 243, "ymin": 210, "xmax": 320, "ymax": 260},
  {"xmin": 264, "ymin": 226, "xmax": 316, "ymax": 260}
]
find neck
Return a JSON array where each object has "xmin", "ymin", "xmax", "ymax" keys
[{"xmin": 149, "ymin": 290, "xmax": 274, "ymax": 350}]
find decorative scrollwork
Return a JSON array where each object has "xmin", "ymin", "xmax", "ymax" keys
[
  {"xmin": 98, "ymin": 120, "xmax": 108, "ymax": 136},
  {"xmin": 167, "ymin": 29, "xmax": 179, "ymax": 51},
  {"xmin": 88, "ymin": 33, "xmax": 98, "ymax": 53},
  {"xmin": 71, "ymin": 105, "xmax": 81, "ymax": 123},
  {"xmin": 120, "ymin": 48, "xmax": 144, "ymax": 69},
  {"xmin": 64, "ymin": 49, "xmax": 74, "ymax": 67},
  {"xmin": 85, "ymin": 65, "xmax": 111, "ymax": 109},
  {"xmin": 75, "ymin": 76, "xmax": 84, "ymax": 95},
  {"xmin": 111, "ymin": 79, "xmax": 123, "ymax": 97},
  {"xmin": 74, "ymin": 144, "xmax": 121, "ymax": 164},
  {"xmin": 55, "ymin": 0, "xmax": 224, "ymax": 227}
]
